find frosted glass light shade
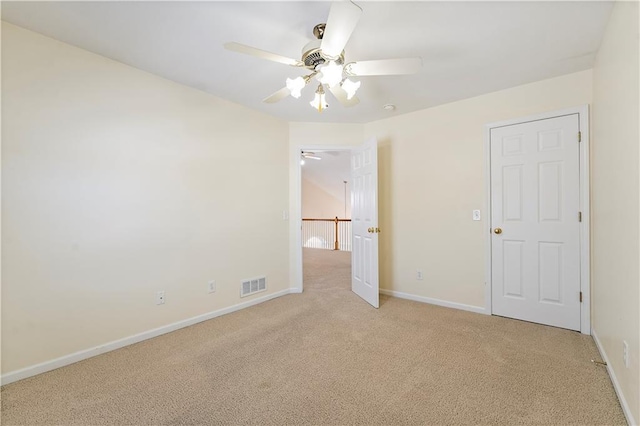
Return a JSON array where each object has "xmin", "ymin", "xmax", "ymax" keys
[
  {"xmin": 341, "ymin": 78, "xmax": 361, "ymax": 100},
  {"xmin": 318, "ymin": 61, "xmax": 343, "ymax": 88},
  {"xmin": 309, "ymin": 92, "xmax": 329, "ymax": 112},
  {"xmin": 286, "ymin": 76, "xmax": 305, "ymax": 98}
]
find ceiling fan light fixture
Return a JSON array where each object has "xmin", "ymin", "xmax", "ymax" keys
[
  {"xmin": 341, "ymin": 78, "xmax": 361, "ymax": 100},
  {"xmin": 224, "ymin": 1, "xmax": 422, "ymax": 113},
  {"xmin": 309, "ymin": 85, "xmax": 329, "ymax": 112},
  {"xmin": 318, "ymin": 61, "xmax": 343, "ymax": 88},
  {"xmin": 286, "ymin": 76, "xmax": 306, "ymax": 99}
]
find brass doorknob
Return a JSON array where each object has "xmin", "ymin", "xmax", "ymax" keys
[
  {"xmin": 368, "ymin": 227, "xmax": 375, "ymax": 233},
  {"xmin": 494, "ymin": 228, "xmax": 503, "ymax": 235}
]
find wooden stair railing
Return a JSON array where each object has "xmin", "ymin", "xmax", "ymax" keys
[{"xmin": 302, "ymin": 217, "xmax": 352, "ymax": 251}]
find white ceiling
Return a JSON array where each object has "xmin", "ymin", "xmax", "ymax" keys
[{"xmin": 2, "ymin": 1, "xmax": 612, "ymax": 123}]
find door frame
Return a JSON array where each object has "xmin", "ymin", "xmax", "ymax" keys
[
  {"xmin": 291, "ymin": 144, "xmax": 358, "ymax": 293},
  {"xmin": 483, "ymin": 105, "xmax": 591, "ymax": 334}
]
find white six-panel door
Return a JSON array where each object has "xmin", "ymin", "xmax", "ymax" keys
[
  {"xmin": 351, "ymin": 138, "xmax": 379, "ymax": 308},
  {"xmin": 490, "ymin": 114, "xmax": 581, "ymax": 331}
]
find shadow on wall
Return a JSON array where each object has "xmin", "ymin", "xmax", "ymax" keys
[{"xmin": 378, "ymin": 139, "xmax": 394, "ymax": 291}]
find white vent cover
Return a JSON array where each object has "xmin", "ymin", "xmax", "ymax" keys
[{"xmin": 241, "ymin": 276, "xmax": 267, "ymax": 298}]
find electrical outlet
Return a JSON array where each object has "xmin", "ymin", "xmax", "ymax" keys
[
  {"xmin": 208, "ymin": 280, "xmax": 216, "ymax": 294},
  {"xmin": 417, "ymin": 270, "xmax": 423, "ymax": 280},
  {"xmin": 156, "ymin": 291, "xmax": 165, "ymax": 305},
  {"xmin": 472, "ymin": 210, "xmax": 481, "ymax": 221},
  {"xmin": 623, "ymin": 340, "xmax": 629, "ymax": 368},
  {"xmin": 282, "ymin": 210, "xmax": 289, "ymax": 220}
]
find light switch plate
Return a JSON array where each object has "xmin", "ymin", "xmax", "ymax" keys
[{"xmin": 472, "ymin": 210, "xmax": 481, "ymax": 221}]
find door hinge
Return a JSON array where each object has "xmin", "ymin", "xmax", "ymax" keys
[
  {"xmin": 578, "ymin": 211, "xmax": 582, "ymax": 222},
  {"xmin": 579, "ymin": 291, "xmax": 583, "ymax": 303},
  {"xmin": 578, "ymin": 131, "xmax": 582, "ymax": 142}
]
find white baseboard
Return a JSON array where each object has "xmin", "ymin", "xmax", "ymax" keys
[
  {"xmin": 1, "ymin": 288, "xmax": 296, "ymax": 386},
  {"xmin": 592, "ymin": 329, "xmax": 637, "ymax": 426},
  {"xmin": 379, "ymin": 289, "xmax": 486, "ymax": 315}
]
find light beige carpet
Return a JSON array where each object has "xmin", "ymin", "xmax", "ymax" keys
[{"xmin": 1, "ymin": 248, "xmax": 625, "ymax": 425}]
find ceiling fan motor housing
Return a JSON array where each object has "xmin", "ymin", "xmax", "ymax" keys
[{"xmin": 301, "ymin": 24, "xmax": 345, "ymax": 70}]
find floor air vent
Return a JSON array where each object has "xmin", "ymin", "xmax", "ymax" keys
[{"xmin": 241, "ymin": 276, "xmax": 266, "ymax": 298}]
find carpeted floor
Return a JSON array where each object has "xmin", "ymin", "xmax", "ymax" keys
[{"xmin": 1, "ymin": 248, "xmax": 626, "ymax": 425}]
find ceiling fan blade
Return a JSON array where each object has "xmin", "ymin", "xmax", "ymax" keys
[
  {"xmin": 263, "ymin": 87, "xmax": 291, "ymax": 104},
  {"xmin": 224, "ymin": 42, "xmax": 304, "ymax": 67},
  {"xmin": 320, "ymin": 1, "xmax": 363, "ymax": 59},
  {"xmin": 302, "ymin": 151, "xmax": 322, "ymax": 160},
  {"xmin": 345, "ymin": 58, "xmax": 423, "ymax": 76},
  {"xmin": 329, "ymin": 85, "xmax": 360, "ymax": 108}
]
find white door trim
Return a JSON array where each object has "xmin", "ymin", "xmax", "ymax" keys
[
  {"xmin": 290, "ymin": 143, "xmax": 358, "ymax": 293},
  {"xmin": 483, "ymin": 105, "xmax": 591, "ymax": 334}
]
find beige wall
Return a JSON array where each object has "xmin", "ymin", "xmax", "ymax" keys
[
  {"xmin": 288, "ymin": 72, "xmax": 592, "ymax": 303},
  {"xmin": 289, "ymin": 123, "xmax": 364, "ymax": 148},
  {"xmin": 301, "ymin": 177, "xmax": 347, "ymax": 219},
  {"xmin": 591, "ymin": 1, "xmax": 639, "ymax": 422},
  {"xmin": 1, "ymin": 23, "xmax": 290, "ymax": 374},
  {"xmin": 363, "ymin": 70, "xmax": 593, "ymax": 308}
]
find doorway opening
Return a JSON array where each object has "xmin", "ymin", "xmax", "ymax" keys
[{"xmin": 300, "ymin": 149, "xmax": 352, "ymax": 293}]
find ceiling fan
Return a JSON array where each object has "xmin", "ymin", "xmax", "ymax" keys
[
  {"xmin": 301, "ymin": 151, "xmax": 322, "ymax": 164},
  {"xmin": 224, "ymin": 1, "xmax": 422, "ymax": 112}
]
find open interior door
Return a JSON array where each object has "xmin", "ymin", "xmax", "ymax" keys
[{"xmin": 351, "ymin": 138, "xmax": 379, "ymax": 308}]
